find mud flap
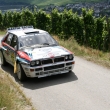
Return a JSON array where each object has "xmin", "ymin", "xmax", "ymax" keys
[{"xmin": 14, "ymin": 60, "xmax": 17, "ymax": 73}]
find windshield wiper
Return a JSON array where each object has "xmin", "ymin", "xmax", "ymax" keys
[
  {"xmin": 42, "ymin": 43, "xmax": 57, "ymax": 46},
  {"xmin": 50, "ymin": 44, "xmax": 57, "ymax": 46},
  {"xmin": 20, "ymin": 45, "xmax": 31, "ymax": 49},
  {"xmin": 42, "ymin": 43, "xmax": 50, "ymax": 45},
  {"xmin": 20, "ymin": 43, "xmax": 57, "ymax": 49},
  {"xmin": 30, "ymin": 44, "xmax": 44, "ymax": 48}
]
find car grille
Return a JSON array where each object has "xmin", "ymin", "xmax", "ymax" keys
[
  {"xmin": 44, "ymin": 64, "xmax": 64, "ymax": 71},
  {"xmin": 42, "ymin": 59, "xmax": 53, "ymax": 65},
  {"xmin": 54, "ymin": 57, "xmax": 64, "ymax": 62},
  {"xmin": 41, "ymin": 56, "xmax": 65, "ymax": 65}
]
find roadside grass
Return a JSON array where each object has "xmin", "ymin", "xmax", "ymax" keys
[
  {"xmin": 0, "ymin": 31, "xmax": 6, "ymax": 36},
  {"xmin": 54, "ymin": 36, "xmax": 110, "ymax": 69},
  {"xmin": 0, "ymin": 70, "xmax": 34, "ymax": 110}
]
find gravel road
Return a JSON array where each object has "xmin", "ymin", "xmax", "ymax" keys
[{"xmin": 0, "ymin": 36, "xmax": 110, "ymax": 110}]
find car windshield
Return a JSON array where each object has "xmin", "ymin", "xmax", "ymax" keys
[{"xmin": 18, "ymin": 32, "xmax": 58, "ymax": 48}]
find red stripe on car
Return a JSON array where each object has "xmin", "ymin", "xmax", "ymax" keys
[
  {"xmin": 2, "ymin": 42, "xmax": 15, "ymax": 51},
  {"xmin": 17, "ymin": 51, "xmax": 31, "ymax": 61},
  {"xmin": 61, "ymin": 46, "xmax": 73, "ymax": 54}
]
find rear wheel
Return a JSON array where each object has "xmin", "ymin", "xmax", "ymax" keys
[
  {"xmin": 17, "ymin": 62, "xmax": 27, "ymax": 81},
  {"xmin": 0, "ymin": 51, "xmax": 7, "ymax": 66}
]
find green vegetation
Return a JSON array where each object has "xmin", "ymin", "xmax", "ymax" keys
[
  {"xmin": 0, "ymin": 70, "xmax": 34, "ymax": 110},
  {"xmin": 54, "ymin": 36, "xmax": 110, "ymax": 68},
  {"xmin": 0, "ymin": 0, "xmax": 107, "ymax": 6},
  {"xmin": 0, "ymin": 31, "xmax": 6, "ymax": 35},
  {"xmin": 0, "ymin": 8, "xmax": 110, "ymax": 51},
  {"xmin": 0, "ymin": 8, "xmax": 110, "ymax": 68},
  {"xmin": 31, "ymin": 0, "xmax": 106, "ymax": 6},
  {"xmin": 0, "ymin": 9, "xmax": 110, "ymax": 51}
]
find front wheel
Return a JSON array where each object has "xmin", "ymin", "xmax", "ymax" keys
[{"xmin": 17, "ymin": 62, "xmax": 27, "ymax": 81}]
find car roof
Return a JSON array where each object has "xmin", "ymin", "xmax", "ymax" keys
[{"xmin": 7, "ymin": 26, "xmax": 47, "ymax": 37}]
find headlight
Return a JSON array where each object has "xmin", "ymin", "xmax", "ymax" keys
[
  {"xmin": 30, "ymin": 61, "xmax": 36, "ymax": 66},
  {"xmin": 30, "ymin": 60, "xmax": 41, "ymax": 66},
  {"xmin": 36, "ymin": 60, "xmax": 40, "ymax": 65},
  {"xmin": 65, "ymin": 54, "xmax": 73, "ymax": 61},
  {"xmin": 65, "ymin": 56, "xmax": 68, "ymax": 60},
  {"xmin": 69, "ymin": 54, "xmax": 73, "ymax": 59}
]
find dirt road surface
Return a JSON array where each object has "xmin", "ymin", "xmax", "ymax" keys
[{"xmin": 0, "ymin": 36, "xmax": 110, "ymax": 110}]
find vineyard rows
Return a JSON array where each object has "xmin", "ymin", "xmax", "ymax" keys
[{"xmin": 0, "ymin": 8, "xmax": 110, "ymax": 51}]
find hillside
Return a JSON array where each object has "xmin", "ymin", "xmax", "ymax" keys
[{"xmin": 0, "ymin": 0, "xmax": 107, "ymax": 6}]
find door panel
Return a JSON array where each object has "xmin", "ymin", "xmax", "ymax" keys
[
  {"xmin": 9, "ymin": 35, "xmax": 18, "ymax": 66},
  {"xmin": 9, "ymin": 49, "xmax": 16, "ymax": 65}
]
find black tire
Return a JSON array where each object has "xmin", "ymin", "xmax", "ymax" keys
[
  {"xmin": 17, "ymin": 62, "xmax": 27, "ymax": 81},
  {"xmin": 69, "ymin": 70, "xmax": 72, "ymax": 72},
  {"xmin": 0, "ymin": 51, "xmax": 8, "ymax": 66}
]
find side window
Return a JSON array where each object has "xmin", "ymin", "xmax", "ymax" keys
[
  {"xmin": 5, "ymin": 34, "xmax": 13, "ymax": 45},
  {"xmin": 10, "ymin": 35, "xmax": 18, "ymax": 48}
]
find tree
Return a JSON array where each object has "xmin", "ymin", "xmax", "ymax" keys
[
  {"xmin": 34, "ymin": 10, "xmax": 51, "ymax": 31},
  {"xmin": 0, "ymin": 10, "xmax": 3, "ymax": 30},
  {"xmin": 20, "ymin": 8, "xmax": 35, "ymax": 26},
  {"xmin": 51, "ymin": 9, "xmax": 62, "ymax": 35}
]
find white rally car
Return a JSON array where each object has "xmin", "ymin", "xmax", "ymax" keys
[{"xmin": 0, "ymin": 26, "xmax": 75, "ymax": 81}]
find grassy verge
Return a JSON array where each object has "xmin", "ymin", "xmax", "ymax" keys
[
  {"xmin": 0, "ymin": 31, "xmax": 6, "ymax": 36},
  {"xmin": 0, "ymin": 70, "xmax": 35, "ymax": 110},
  {"xmin": 54, "ymin": 36, "xmax": 110, "ymax": 69}
]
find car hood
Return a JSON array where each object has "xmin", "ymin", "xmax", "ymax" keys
[{"xmin": 22, "ymin": 46, "xmax": 72, "ymax": 60}]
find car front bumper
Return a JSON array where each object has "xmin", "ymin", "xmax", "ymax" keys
[{"xmin": 21, "ymin": 61, "xmax": 75, "ymax": 78}]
